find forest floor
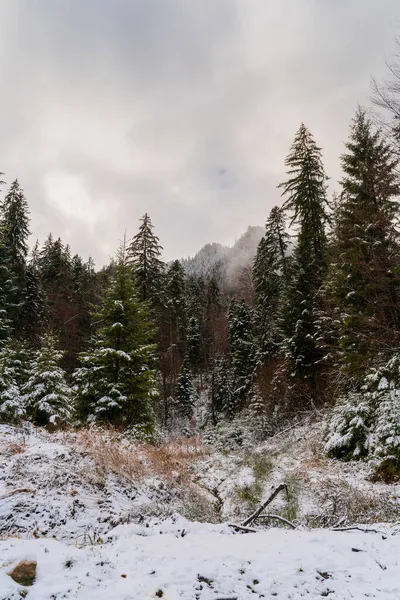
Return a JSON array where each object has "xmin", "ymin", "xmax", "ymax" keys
[{"xmin": 0, "ymin": 422, "xmax": 399, "ymax": 598}]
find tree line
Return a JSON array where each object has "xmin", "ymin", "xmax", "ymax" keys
[{"xmin": 1, "ymin": 55, "xmax": 400, "ymax": 457}]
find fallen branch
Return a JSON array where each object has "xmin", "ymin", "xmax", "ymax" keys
[
  {"xmin": 227, "ymin": 523, "xmax": 257, "ymax": 534},
  {"xmin": 242, "ymin": 484, "xmax": 288, "ymax": 527},
  {"xmin": 256, "ymin": 514, "xmax": 296, "ymax": 529},
  {"xmin": 331, "ymin": 526, "xmax": 382, "ymax": 534},
  {"xmin": 0, "ymin": 488, "xmax": 36, "ymax": 500}
]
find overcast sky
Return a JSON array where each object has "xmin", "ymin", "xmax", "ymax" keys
[{"xmin": 0, "ymin": 0, "xmax": 399, "ymax": 266}]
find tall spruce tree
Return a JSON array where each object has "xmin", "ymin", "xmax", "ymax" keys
[
  {"xmin": 323, "ymin": 108, "xmax": 400, "ymax": 379},
  {"xmin": 20, "ymin": 262, "xmax": 45, "ymax": 343},
  {"xmin": 0, "ymin": 180, "xmax": 30, "ymax": 330},
  {"xmin": 0, "ymin": 180, "xmax": 30, "ymax": 284},
  {"xmin": 74, "ymin": 240, "xmax": 156, "ymax": 431},
  {"xmin": 228, "ymin": 298, "xmax": 256, "ymax": 414},
  {"xmin": 253, "ymin": 206, "xmax": 289, "ymax": 356},
  {"xmin": 128, "ymin": 214, "xmax": 165, "ymax": 302},
  {"xmin": 175, "ymin": 358, "xmax": 196, "ymax": 420},
  {"xmin": 278, "ymin": 124, "xmax": 329, "ymax": 385}
]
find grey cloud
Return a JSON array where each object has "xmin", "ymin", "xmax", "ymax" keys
[{"xmin": 0, "ymin": 0, "xmax": 399, "ymax": 266}]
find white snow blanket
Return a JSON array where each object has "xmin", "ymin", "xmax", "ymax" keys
[{"xmin": 1, "ymin": 518, "xmax": 399, "ymax": 599}]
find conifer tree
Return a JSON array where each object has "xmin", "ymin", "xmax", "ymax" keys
[
  {"xmin": 0, "ymin": 180, "xmax": 30, "ymax": 285},
  {"xmin": 74, "ymin": 240, "xmax": 156, "ymax": 431},
  {"xmin": 128, "ymin": 213, "xmax": 165, "ymax": 302},
  {"xmin": 0, "ymin": 344, "xmax": 25, "ymax": 423},
  {"xmin": 175, "ymin": 358, "xmax": 196, "ymax": 419},
  {"xmin": 0, "ymin": 180, "xmax": 30, "ymax": 330},
  {"xmin": 253, "ymin": 206, "xmax": 289, "ymax": 355},
  {"xmin": 323, "ymin": 108, "xmax": 400, "ymax": 379},
  {"xmin": 228, "ymin": 298, "xmax": 256, "ymax": 413},
  {"xmin": 20, "ymin": 262, "xmax": 45, "ymax": 343},
  {"xmin": 278, "ymin": 124, "xmax": 329, "ymax": 384},
  {"xmin": 210, "ymin": 356, "xmax": 234, "ymax": 421},
  {"xmin": 22, "ymin": 333, "xmax": 72, "ymax": 425},
  {"xmin": 0, "ymin": 238, "xmax": 15, "ymax": 345}
]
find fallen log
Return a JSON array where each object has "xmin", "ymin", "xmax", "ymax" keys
[
  {"xmin": 256, "ymin": 513, "xmax": 296, "ymax": 529},
  {"xmin": 241, "ymin": 484, "xmax": 288, "ymax": 527}
]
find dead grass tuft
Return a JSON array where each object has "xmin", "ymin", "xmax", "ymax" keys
[{"xmin": 75, "ymin": 428, "xmax": 209, "ymax": 486}]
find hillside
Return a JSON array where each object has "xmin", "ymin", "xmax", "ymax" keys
[
  {"xmin": 181, "ymin": 225, "xmax": 264, "ymax": 287},
  {"xmin": 1, "ymin": 422, "xmax": 400, "ymax": 598}
]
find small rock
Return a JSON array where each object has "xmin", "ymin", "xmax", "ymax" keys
[
  {"xmin": 8, "ymin": 560, "xmax": 37, "ymax": 586},
  {"xmin": 46, "ymin": 415, "xmax": 62, "ymax": 433}
]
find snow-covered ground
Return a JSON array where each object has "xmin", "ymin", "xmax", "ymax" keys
[
  {"xmin": 1, "ymin": 423, "xmax": 399, "ymax": 598},
  {"xmin": 1, "ymin": 518, "xmax": 400, "ymax": 599}
]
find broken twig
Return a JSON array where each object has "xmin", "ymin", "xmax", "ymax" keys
[{"xmin": 242, "ymin": 484, "xmax": 288, "ymax": 527}]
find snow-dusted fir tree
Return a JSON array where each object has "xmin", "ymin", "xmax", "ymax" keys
[
  {"xmin": 22, "ymin": 333, "xmax": 73, "ymax": 425},
  {"xmin": 323, "ymin": 109, "xmax": 400, "ymax": 380},
  {"xmin": 128, "ymin": 213, "xmax": 165, "ymax": 302},
  {"xmin": 0, "ymin": 344, "xmax": 25, "ymax": 423},
  {"xmin": 74, "ymin": 240, "xmax": 156, "ymax": 432},
  {"xmin": 175, "ymin": 358, "xmax": 196, "ymax": 419},
  {"xmin": 278, "ymin": 123, "xmax": 329, "ymax": 385},
  {"xmin": 228, "ymin": 298, "xmax": 256, "ymax": 414},
  {"xmin": 0, "ymin": 180, "xmax": 30, "ymax": 284},
  {"xmin": 253, "ymin": 205, "xmax": 289, "ymax": 356}
]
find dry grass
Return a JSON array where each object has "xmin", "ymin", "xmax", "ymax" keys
[
  {"xmin": 75, "ymin": 428, "xmax": 209, "ymax": 486},
  {"xmin": 6, "ymin": 441, "xmax": 26, "ymax": 455}
]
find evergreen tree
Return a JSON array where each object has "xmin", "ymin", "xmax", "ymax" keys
[
  {"xmin": 0, "ymin": 180, "xmax": 30, "ymax": 330},
  {"xmin": 20, "ymin": 262, "xmax": 45, "ymax": 343},
  {"xmin": 128, "ymin": 213, "xmax": 165, "ymax": 302},
  {"xmin": 0, "ymin": 180, "xmax": 30, "ymax": 285},
  {"xmin": 187, "ymin": 315, "xmax": 202, "ymax": 374},
  {"xmin": 253, "ymin": 206, "xmax": 289, "ymax": 355},
  {"xmin": 278, "ymin": 124, "xmax": 329, "ymax": 384},
  {"xmin": 0, "ymin": 344, "xmax": 24, "ymax": 423},
  {"xmin": 210, "ymin": 356, "xmax": 234, "ymax": 421},
  {"xmin": 175, "ymin": 358, "xmax": 196, "ymax": 419},
  {"xmin": 0, "ymin": 237, "xmax": 15, "ymax": 345},
  {"xmin": 22, "ymin": 333, "xmax": 72, "ymax": 425},
  {"xmin": 74, "ymin": 241, "xmax": 156, "ymax": 431},
  {"xmin": 228, "ymin": 298, "xmax": 256, "ymax": 413},
  {"xmin": 323, "ymin": 108, "xmax": 400, "ymax": 379}
]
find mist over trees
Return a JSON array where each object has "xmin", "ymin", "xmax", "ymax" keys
[{"xmin": 0, "ymin": 51, "xmax": 400, "ymax": 467}]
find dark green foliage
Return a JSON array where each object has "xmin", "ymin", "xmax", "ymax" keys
[
  {"xmin": 128, "ymin": 213, "xmax": 165, "ymax": 302},
  {"xmin": 74, "ymin": 242, "xmax": 156, "ymax": 432},
  {"xmin": 0, "ymin": 180, "xmax": 30, "ymax": 283},
  {"xmin": 324, "ymin": 109, "xmax": 400, "ymax": 379},
  {"xmin": 228, "ymin": 298, "xmax": 256, "ymax": 413},
  {"xmin": 279, "ymin": 124, "xmax": 329, "ymax": 385},
  {"xmin": 175, "ymin": 359, "xmax": 195, "ymax": 419},
  {"xmin": 253, "ymin": 206, "xmax": 289, "ymax": 356},
  {"xmin": 20, "ymin": 262, "xmax": 45, "ymax": 343}
]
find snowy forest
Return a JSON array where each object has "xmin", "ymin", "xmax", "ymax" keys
[
  {"xmin": 2, "ymin": 70, "xmax": 400, "ymax": 481},
  {"xmin": 3, "ymin": 6, "xmax": 400, "ymax": 596}
]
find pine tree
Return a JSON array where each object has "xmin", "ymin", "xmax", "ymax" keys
[
  {"xmin": 20, "ymin": 262, "xmax": 45, "ymax": 343},
  {"xmin": 0, "ymin": 180, "xmax": 30, "ymax": 284},
  {"xmin": 0, "ymin": 180, "xmax": 30, "ymax": 330},
  {"xmin": 74, "ymin": 241, "xmax": 156, "ymax": 431},
  {"xmin": 22, "ymin": 333, "xmax": 72, "ymax": 425},
  {"xmin": 175, "ymin": 358, "xmax": 196, "ymax": 419},
  {"xmin": 278, "ymin": 124, "xmax": 329, "ymax": 384},
  {"xmin": 323, "ymin": 108, "xmax": 400, "ymax": 379},
  {"xmin": 228, "ymin": 298, "xmax": 256, "ymax": 413},
  {"xmin": 210, "ymin": 356, "xmax": 234, "ymax": 421},
  {"xmin": 0, "ymin": 237, "xmax": 15, "ymax": 345},
  {"xmin": 0, "ymin": 344, "xmax": 25, "ymax": 423},
  {"xmin": 253, "ymin": 206, "xmax": 289, "ymax": 355},
  {"xmin": 128, "ymin": 213, "xmax": 165, "ymax": 302}
]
